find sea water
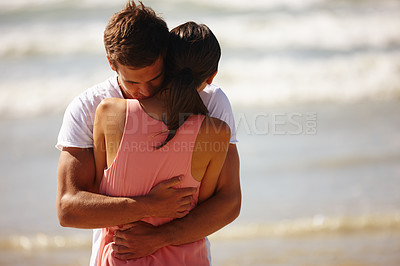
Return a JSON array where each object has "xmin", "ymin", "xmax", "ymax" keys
[{"xmin": 0, "ymin": 0, "xmax": 400, "ymax": 265}]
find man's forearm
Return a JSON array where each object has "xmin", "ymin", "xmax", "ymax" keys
[
  {"xmin": 156, "ymin": 144, "xmax": 241, "ymax": 246},
  {"xmin": 57, "ymin": 148, "xmax": 150, "ymax": 229},
  {"xmin": 58, "ymin": 190, "xmax": 150, "ymax": 229},
  {"xmin": 57, "ymin": 148, "xmax": 195, "ymax": 229},
  {"xmin": 111, "ymin": 188, "xmax": 241, "ymax": 261},
  {"xmin": 158, "ymin": 189, "xmax": 241, "ymax": 246},
  {"xmin": 111, "ymin": 144, "xmax": 241, "ymax": 259}
]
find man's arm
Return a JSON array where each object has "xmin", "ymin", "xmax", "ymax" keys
[
  {"xmin": 165, "ymin": 143, "xmax": 241, "ymax": 243},
  {"xmin": 56, "ymin": 147, "xmax": 196, "ymax": 228},
  {"xmin": 112, "ymin": 144, "xmax": 241, "ymax": 259}
]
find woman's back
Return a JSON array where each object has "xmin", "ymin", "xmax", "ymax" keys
[
  {"xmin": 95, "ymin": 98, "xmax": 229, "ymax": 265},
  {"xmin": 99, "ymin": 99, "xmax": 205, "ymax": 224}
]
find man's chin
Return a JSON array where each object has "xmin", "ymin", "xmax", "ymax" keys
[
  {"xmin": 124, "ymin": 93, "xmax": 150, "ymax": 100},
  {"xmin": 134, "ymin": 95, "xmax": 152, "ymax": 100}
]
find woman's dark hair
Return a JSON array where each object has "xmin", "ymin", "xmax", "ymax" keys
[
  {"xmin": 104, "ymin": 1, "xmax": 169, "ymax": 68},
  {"xmin": 157, "ymin": 21, "xmax": 221, "ymax": 148}
]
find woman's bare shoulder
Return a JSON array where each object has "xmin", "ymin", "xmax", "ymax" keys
[
  {"xmin": 96, "ymin": 98, "xmax": 126, "ymax": 115},
  {"xmin": 198, "ymin": 116, "xmax": 231, "ymax": 143},
  {"xmin": 95, "ymin": 98, "xmax": 127, "ymax": 133}
]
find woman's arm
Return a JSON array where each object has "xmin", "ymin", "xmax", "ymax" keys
[
  {"xmin": 196, "ymin": 117, "xmax": 231, "ymax": 203},
  {"xmin": 92, "ymin": 98, "xmax": 127, "ymax": 187},
  {"xmin": 92, "ymin": 101, "xmax": 108, "ymax": 188}
]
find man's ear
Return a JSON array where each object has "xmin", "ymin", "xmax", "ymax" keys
[
  {"xmin": 107, "ymin": 56, "xmax": 117, "ymax": 72},
  {"xmin": 206, "ymin": 71, "xmax": 218, "ymax": 84}
]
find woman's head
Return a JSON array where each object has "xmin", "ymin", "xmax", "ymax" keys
[
  {"xmin": 166, "ymin": 22, "xmax": 221, "ymax": 88},
  {"xmin": 157, "ymin": 22, "xmax": 221, "ymax": 148}
]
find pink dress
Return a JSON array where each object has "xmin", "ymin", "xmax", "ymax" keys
[{"xmin": 98, "ymin": 99, "xmax": 208, "ymax": 266}]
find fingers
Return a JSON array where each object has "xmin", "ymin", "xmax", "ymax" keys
[
  {"xmin": 112, "ymin": 246, "xmax": 139, "ymax": 260},
  {"xmin": 174, "ymin": 187, "xmax": 197, "ymax": 197},
  {"xmin": 175, "ymin": 210, "xmax": 189, "ymax": 218},
  {"xmin": 159, "ymin": 175, "xmax": 182, "ymax": 188},
  {"xmin": 118, "ymin": 223, "xmax": 136, "ymax": 231},
  {"xmin": 114, "ymin": 230, "xmax": 128, "ymax": 240},
  {"xmin": 178, "ymin": 195, "xmax": 193, "ymax": 207},
  {"xmin": 111, "ymin": 243, "xmax": 130, "ymax": 254},
  {"xmin": 113, "ymin": 234, "xmax": 129, "ymax": 246},
  {"xmin": 113, "ymin": 251, "xmax": 137, "ymax": 260}
]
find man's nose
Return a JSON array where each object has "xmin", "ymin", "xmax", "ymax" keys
[{"xmin": 136, "ymin": 83, "xmax": 151, "ymax": 95}]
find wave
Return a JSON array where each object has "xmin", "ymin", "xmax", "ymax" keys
[
  {"xmin": 0, "ymin": 50, "xmax": 399, "ymax": 118},
  {"xmin": 0, "ymin": 233, "xmax": 91, "ymax": 251},
  {"xmin": 1, "ymin": 0, "xmax": 399, "ymax": 58},
  {"xmin": 0, "ymin": 55, "xmax": 399, "ymax": 118},
  {"xmin": 1, "ymin": 0, "xmax": 400, "ymax": 117},
  {"xmin": 210, "ymin": 213, "xmax": 400, "ymax": 241},
  {"xmin": 2, "ymin": 0, "xmax": 399, "ymax": 13},
  {"xmin": 0, "ymin": 23, "xmax": 106, "ymax": 58},
  {"xmin": 0, "ymin": 0, "xmax": 121, "ymax": 13},
  {"xmin": 310, "ymin": 153, "xmax": 400, "ymax": 170},
  {"xmin": 0, "ymin": 0, "xmax": 326, "ymax": 13},
  {"xmin": 253, "ymin": 153, "xmax": 400, "ymax": 177},
  {"xmin": 1, "ymin": 213, "xmax": 399, "ymax": 251},
  {"xmin": 221, "ymin": 51, "xmax": 400, "ymax": 107}
]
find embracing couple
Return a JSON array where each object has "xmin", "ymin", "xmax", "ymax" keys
[{"xmin": 56, "ymin": 1, "xmax": 241, "ymax": 265}]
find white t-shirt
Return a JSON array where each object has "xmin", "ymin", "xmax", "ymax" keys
[
  {"xmin": 56, "ymin": 75, "xmax": 237, "ymax": 266},
  {"xmin": 57, "ymin": 75, "xmax": 237, "ymax": 150}
]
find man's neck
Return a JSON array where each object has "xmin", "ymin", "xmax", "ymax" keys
[{"xmin": 138, "ymin": 91, "xmax": 166, "ymax": 121}]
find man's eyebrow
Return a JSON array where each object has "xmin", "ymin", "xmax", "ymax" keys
[
  {"xmin": 149, "ymin": 71, "xmax": 163, "ymax": 82},
  {"xmin": 126, "ymin": 71, "xmax": 163, "ymax": 84}
]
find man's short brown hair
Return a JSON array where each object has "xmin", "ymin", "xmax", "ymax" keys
[{"xmin": 104, "ymin": 1, "xmax": 169, "ymax": 68}]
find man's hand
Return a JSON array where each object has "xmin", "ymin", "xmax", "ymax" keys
[
  {"xmin": 112, "ymin": 221, "xmax": 162, "ymax": 260},
  {"xmin": 145, "ymin": 176, "xmax": 197, "ymax": 218}
]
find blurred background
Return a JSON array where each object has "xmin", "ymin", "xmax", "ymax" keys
[{"xmin": 0, "ymin": 0, "xmax": 399, "ymax": 265}]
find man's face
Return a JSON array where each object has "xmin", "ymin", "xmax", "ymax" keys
[{"xmin": 111, "ymin": 56, "xmax": 164, "ymax": 100}]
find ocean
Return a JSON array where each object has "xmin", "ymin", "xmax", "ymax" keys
[{"xmin": 1, "ymin": 0, "xmax": 400, "ymax": 265}]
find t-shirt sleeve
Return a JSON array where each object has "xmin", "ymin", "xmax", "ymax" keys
[
  {"xmin": 56, "ymin": 96, "xmax": 95, "ymax": 151},
  {"xmin": 206, "ymin": 88, "xmax": 238, "ymax": 144}
]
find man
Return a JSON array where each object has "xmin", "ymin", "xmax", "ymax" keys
[{"xmin": 56, "ymin": 1, "xmax": 241, "ymax": 264}]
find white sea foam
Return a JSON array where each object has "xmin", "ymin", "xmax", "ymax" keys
[
  {"xmin": 1, "ymin": 0, "xmax": 399, "ymax": 57},
  {"xmin": 1, "ymin": 213, "xmax": 399, "ymax": 251},
  {"xmin": 0, "ymin": 23, "xmax": 105, "ymax": 58},
  {"xmin": 0, "ymin": 0, "xmax": 120, "ymax": 12},
  {"xmin": 213, "ymin": 11, "xmax": 400, "ymax": 52},
  {"xmin": 0, "ymin": 69, "xmax": 112, "ymax": 118},
  {"xmin": 218, "ymin": 51, "xmax": 400, "ymax": 107},
  {"xmin": 210, "ymin": 213, "xmax": 400, "ymax": 240},
  {"xmin": 0, "ymin": 233, "xmax": 91, "ymax": 251}
]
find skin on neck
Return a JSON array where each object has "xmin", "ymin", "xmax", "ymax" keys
[{"xmin": 138, "ymin": 90, "xmax": 167, "ymax": 121}]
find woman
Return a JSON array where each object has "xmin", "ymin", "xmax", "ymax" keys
[{"xmin": 93, "ymin": 22, "xmax": 230, "ymax": 265}]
